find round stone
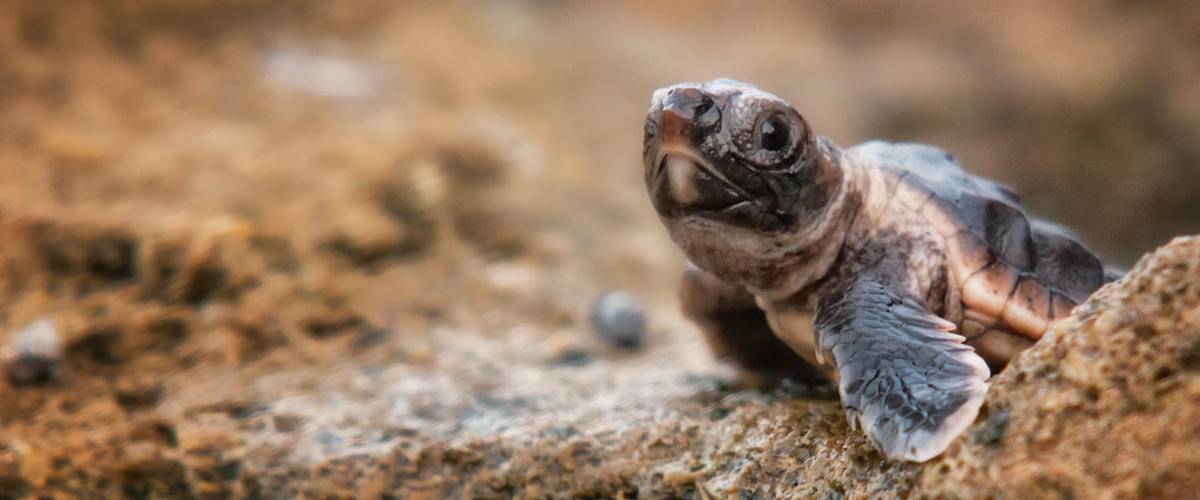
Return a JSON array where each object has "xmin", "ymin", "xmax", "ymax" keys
[
  {"xmin": 590, "ymin": 291, "xmax": 646, "ymax": 350},
  {"xmin": 4, "ymin": 318, "xmax": 63, "ymax": 386}
]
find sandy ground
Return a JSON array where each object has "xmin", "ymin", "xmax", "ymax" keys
[{"xmin": 0, "ymin": 1, "xmax": 1198, "ymax": 498}]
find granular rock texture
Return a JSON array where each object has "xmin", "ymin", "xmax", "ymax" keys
[
  {"xmin": 0, "ymin": 1, "xmax": 1198, "ymax": 498},
  {"xmin": 917, "ymin": 236, "xmax": 1200, "ymax": 499},
  {"xmin": 0, "ymin": 226, "xmax": 1194, "ymax": 498}
]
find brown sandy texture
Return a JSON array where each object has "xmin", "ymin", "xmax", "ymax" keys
[
  {"xmin": 918, "ymin": 236, "xmax": 1200, "ymax": 499},
  {"xmin": 374, "ymin": 236, "xmax": 1200, "ymax": 499},
  {"xmin": 0, "ymin": 227, "xmax": 1195, "ymax": 498}
]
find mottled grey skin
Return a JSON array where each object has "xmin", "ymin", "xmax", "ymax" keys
[{"xmin": 643, "ymin": 79, "xmax": 1109, "ymax": 462}]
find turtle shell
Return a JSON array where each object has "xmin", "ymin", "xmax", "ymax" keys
[{"xmin": 851, "ymin": 142, "xmax": 1107, "ymax": 343}]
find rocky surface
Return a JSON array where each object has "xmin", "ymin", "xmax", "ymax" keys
[
  {"xmin": 2, "ymin": 230, "xmax": 1194, "ymax": 499},
  {"xmin": 0, "ymin": 1, "xmax": 1198, "ymax": 498},
  {"xmin": 919, "ymin": 237, "xmax": 1200, "ymax": 499}
]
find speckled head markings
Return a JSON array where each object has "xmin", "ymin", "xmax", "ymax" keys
[
  {"xmin": 643, "ymin": 79, "xmax": 857, "ymax": 297},
  {"xmin": 646, "ymin": 79, "xmax": 1112, "ymax": 462}
]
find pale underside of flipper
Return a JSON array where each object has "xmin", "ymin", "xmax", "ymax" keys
[{"xmin": 815, "ymin": 276, "xmax": 991, "ymax": 462}]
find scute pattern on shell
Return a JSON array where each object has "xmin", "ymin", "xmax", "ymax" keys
[{"xmin": 849, "ymin": 141, "xmax": 1108, "ymax": 340}]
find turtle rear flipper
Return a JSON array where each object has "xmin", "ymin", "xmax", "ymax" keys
[{"xmin": 815, "ymin": 275, "xmax": 991, "ymax": 462}]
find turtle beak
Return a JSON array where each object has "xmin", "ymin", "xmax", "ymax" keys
[
  {"xmin": 646, "ymin": 87, "xmax": 744, "ymax": 217},
  {"xmin": 651, "ymin": 151, "xmax": 704, "ymax": 209}
]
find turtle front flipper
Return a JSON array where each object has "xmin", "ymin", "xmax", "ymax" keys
[
  {"xmin": 680, "ymin": 264, "xmax": 828, "ymax": 387},
  {"xmin": 814, "ymin": 275, "xmax": 991, "ymax": 462}
]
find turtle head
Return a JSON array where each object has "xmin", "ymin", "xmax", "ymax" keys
[
  {"xmin": 643, "ymin": 79, "xmax": 851, "ymax": 294},
  {"xmin": 644, "ymin": 79, "xmax": 839, "ymax": 233}
]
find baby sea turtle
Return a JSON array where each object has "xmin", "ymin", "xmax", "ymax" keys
[{"xmin": 643, "ymin": 79, "xmax": 1114, "ymax": 462}]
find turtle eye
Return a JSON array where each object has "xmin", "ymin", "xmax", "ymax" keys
[{"xmin": 756, "ymin": 113, "xmax": 790, "ymax": 152}]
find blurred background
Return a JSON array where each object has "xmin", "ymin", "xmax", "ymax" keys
[{"xmin": 0, "ymin": 0, "xmax": 1198, "ymax": 496}]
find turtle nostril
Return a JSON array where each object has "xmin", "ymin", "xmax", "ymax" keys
[
  {"xmin": 695, "ymin": 96, "xmax": 719, "ymax": 128},
  {"xmin": 662, "ymin": 88, "xmax": 720, "ymax": 129}
]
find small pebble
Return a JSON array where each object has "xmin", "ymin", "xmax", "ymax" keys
[
  {"xmin": 590, "ymin": 290, "xmax": 646, "ymax": 350},
  {"xmin": 4, "ymin": 318, "xmax": 63, "ymax": 386}
]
